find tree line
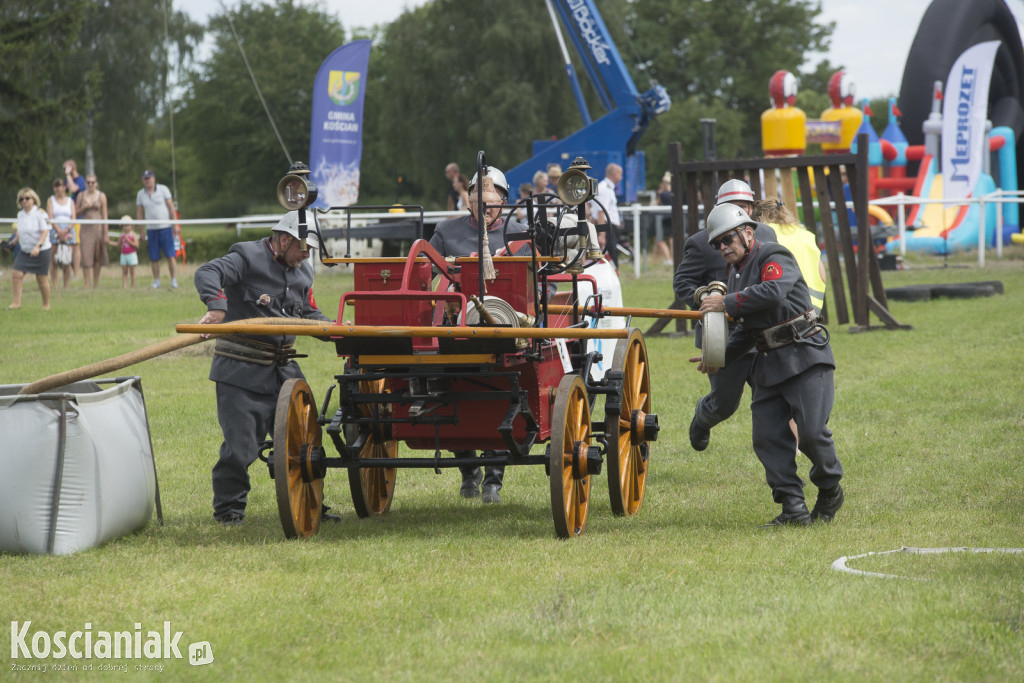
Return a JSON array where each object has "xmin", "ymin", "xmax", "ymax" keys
[{"xmin": 1, "ymin": 0, "xmax": 897, "ymax": 219}]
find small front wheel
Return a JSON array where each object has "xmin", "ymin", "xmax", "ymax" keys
[
  {"xmin": 274, "ymin": 378, "xmax": 324, "ymax": 539},
  {"xmin": 549, "ymin": 375, "xmax": 593, "ymax": 538},
  {"xmin": 347, "ymin": 376, "xmax": 398, "ymax": 517},
  {"xmin": 606, "ymin": 328, "xmax": 653, "ymax": 517}
]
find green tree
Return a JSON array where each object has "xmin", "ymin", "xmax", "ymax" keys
[
  {"xmin": 176, "ymin": 1, "xmax": 345, "ymax": 215},
  {"xmin": 0, "ymin": 1, "xmax": 203, "ymax": 212},
  {"xmin": 640, "ymin": 97, "xmax": 747, "ymax": 177},
  {"xmin": 72, "ymin": 0, "xmax": 203, "ymax": 206},
  {"xmin": 359, "ymin": 0, "xmax": 835, "ymax": 205},
  {"xmin": 0, "ymin": 0, "xmax": 91, "ymax": 199},
  {"xmin": 625, "ymin": 0, "xmax": 834, "ymax": 158},
  {"xmin": 360, "ymin": 0, "xmax": 593, "ymax": 206}
]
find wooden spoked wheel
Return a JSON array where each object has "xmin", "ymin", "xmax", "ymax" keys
[
  {"xmin": 274, "ymin": 378, "xmax": 324, "ymax": 539},
  {"xmin": 549, "ymin": 374, "xmax": 593, "ymax": 538},
  {"xmin": 606, "ymin": 328, "xmax": 652, "ymax": 517},
  {"xmin": 347, "ymin": 377, "xmax": 398, "ymax": 518}
]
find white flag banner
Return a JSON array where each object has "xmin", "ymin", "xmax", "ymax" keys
[{"xmin": 941, "ymin": 40, "xmax": 1000, "ymax": 201}]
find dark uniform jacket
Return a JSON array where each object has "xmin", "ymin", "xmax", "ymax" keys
[
  {"xmin": 429, "ymin": 214, "xmax": 529, "ymax": 258},
  {"xmin": 194, "ymin": 238, "xmax": 331, "ymax": 395},
  {"xmin": 721, "ymin": 239, "xmax": 834, "ymax": 388},
  {"xmin": 673, "ymin": 222, "xmax": 776, "ymax": 347}
]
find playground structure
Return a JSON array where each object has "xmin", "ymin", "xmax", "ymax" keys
[
  {"xmin": 757, "ymin": 0, "xmax": 1024, "ymax": 256},
  {"xmin": 761, "ymin": 74, "xmax": 1021, "ymax": 257}
]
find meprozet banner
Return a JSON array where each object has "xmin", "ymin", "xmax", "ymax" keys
[
  {"xmin": 941, "ymin": 40, "xmax": 999, "ymax": 201},
  {"xmin": 309, "ymin": 39, "xmax": 371, "ymax": 208}
]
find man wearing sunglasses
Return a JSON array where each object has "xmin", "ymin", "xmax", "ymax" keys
[
  {"xmin": 694, "ymin": 203, "xmax": 843, "ymax": 527},
  {"xmin": 673, "ymin": 179, "xmax": 776, "ymax": 453}
]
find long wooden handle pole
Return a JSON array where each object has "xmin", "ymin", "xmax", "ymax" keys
[
  {"xmin": 175, "ymin": 322, "xmax": 632, "ymax": 340},
  {"xmin": 18, "ymin": 317, "xmax": 325, "ymax": 396},
  {"xmin": 19, "ymin": 334, "xmax": 205, "ymax": 395},
  {"xmin": 547, "ymin": 304, "xmax": 703, "ymax": 320}
]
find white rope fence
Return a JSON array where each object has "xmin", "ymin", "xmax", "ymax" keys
[{"xmin": 831, "ymin": 546, "xmax": 1024, "ymax": 580}]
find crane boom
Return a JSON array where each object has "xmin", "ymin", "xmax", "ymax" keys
[{"xmin": 506, "ymin": 0, "xmax": 670, "ymax": 201}]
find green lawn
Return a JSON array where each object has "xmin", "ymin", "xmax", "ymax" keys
[{"xmin": 1, "ymin": 248, "xmax": 1022, "ymax": 681}]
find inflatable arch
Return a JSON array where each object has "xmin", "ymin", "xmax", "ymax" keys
[{"xmin": 898, "ymin": 0, "xmax": 1024, "ymax": 183}]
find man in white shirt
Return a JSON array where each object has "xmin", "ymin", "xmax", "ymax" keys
[
  {"xmin": 589, "ymin": 163, "xmax": 622, "ymax": 254},
  {"xmin": 136, "ymin": 169, "xmax": 178, "ymax": 289}
]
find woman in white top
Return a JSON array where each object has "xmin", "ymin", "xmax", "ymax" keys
[
  {"xmin": 9, "ymin": 188, "xmax": 52, "ymax": 310},
  {"xmin": 47, "ymin": 177, "xmax": 76, "ymax": 288},
  {"xmin": 452, "ymin": 173, "xmax": 470, "ymax": 212}
]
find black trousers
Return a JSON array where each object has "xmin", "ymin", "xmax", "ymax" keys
[
  {"xmin": 212, "ymin": 383, "xmax": 276, "ymax": 518},
  {"xmin": 750, "ymin": 364, "xmax": 843, "ymax": 505}
]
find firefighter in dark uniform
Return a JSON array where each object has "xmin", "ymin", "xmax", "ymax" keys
[
  {"xmin": 695, "ymin": 203, "xmax": 844, "ymax": 526},
  {"xmin": 429, "ymin": 168, "xmax": 520, "ymax": 503},
  {"xmin": 194, "ymin": 211, "xmax": 331, "ymax": 525},
  {"xmin": 673, "ymin": 179, "xmax": 776, "ymax": 451}
]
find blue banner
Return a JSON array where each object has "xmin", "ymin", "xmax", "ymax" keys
[{"xmin": 309, "ymin": 39, "xmax": 371, "ymax": 208}]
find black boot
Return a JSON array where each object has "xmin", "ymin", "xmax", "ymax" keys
[
  {"xmin": 762, "ymin": 499, "xmax": 811, "ymax": 527},
  {"xmin": 459, "ymin": 463, "xmax": 482, "ymax": 499},
  {"xmin": 481, "ymin": 461, "xmax": 504, "ymax": 504},
  {"xmin": 811, "ymin": 484, "xmax": 844, "ymax": 522},
  {"xmin": 321, "ymin": 504, "xmax": 341, "ymax": 523},
  {"xmin": 689, "ymin": 411, "xmax": 710, "ymax": 451}
]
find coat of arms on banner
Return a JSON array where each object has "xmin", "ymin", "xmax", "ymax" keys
[{"xmin": 328, "ymin": 71, "xmax": 360, "ymax": 107}]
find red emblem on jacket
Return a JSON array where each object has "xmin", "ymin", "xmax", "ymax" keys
[
  {"xmin": 761, "ymin": 261, "xmax": 783, "ymax": 281},
  {"xmin": 257, "ymin": 293, "xmax": 271, "ymax": 306}
]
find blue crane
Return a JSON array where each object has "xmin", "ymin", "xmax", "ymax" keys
[{"xmin": 505, "ymin": 0, "xmax": 671, "ymax": 202}]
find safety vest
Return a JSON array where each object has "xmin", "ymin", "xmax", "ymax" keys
[{"xmin": 769, "ymin": 222, "xmax": 826, "ymax": 313}]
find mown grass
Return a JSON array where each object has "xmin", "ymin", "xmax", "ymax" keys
[{"xmin": 1, "ymin": 247, "xmax": 1022, "ymax": 681}]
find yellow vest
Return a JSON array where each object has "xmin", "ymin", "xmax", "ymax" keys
[{"xmin": 769, "ymin": 222, "xmax": 826, "ymax": 313}]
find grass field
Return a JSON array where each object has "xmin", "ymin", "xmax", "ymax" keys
[{"xmin": 1, "ymin": 248, "xmax": 1022, "ymax": 681}]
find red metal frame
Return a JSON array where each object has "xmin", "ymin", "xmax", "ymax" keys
[{"xmin": 334, "ymin": 238, "xmax": 573, "ymax": 451}]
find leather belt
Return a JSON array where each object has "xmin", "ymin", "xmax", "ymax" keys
[
  {"xmin": 752, "ymin": 310, "xmax": 827, "ymax": 352},
  {"xmin": 214, "ymin": 335, "xmax": 305, "ymax": 367}
]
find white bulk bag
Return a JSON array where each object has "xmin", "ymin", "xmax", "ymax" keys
[{"xmin": 0, "ymin": 378, "xmax": 161, "ymax": 555}]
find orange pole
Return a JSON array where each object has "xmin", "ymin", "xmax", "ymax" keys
[
  {"xmin": 548, "ymin": 304, "xmax": 703, "ymax": 320},
  {"xmin": 175, "ymin": 323, "xmax": 632, "ymax": 340}
]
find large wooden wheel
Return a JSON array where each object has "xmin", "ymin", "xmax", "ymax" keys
[
  {"xmin": 549, "ymin": 374, "xmax": 593, "ymax": 538},
  {"xmin": 347, "ymin": 377, "xmax": 398, "ymax": 518},
  {"xmin": 274, "ymin": 378, "xmax": 324, "ymax": 539},
  {"xmin": 606, "ymin": 328, "xmax": 653, "ymax": 517}
]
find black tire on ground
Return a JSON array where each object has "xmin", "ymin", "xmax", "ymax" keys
[{"xmin": 884, "ymin": 285, "xmax": 932, "ymax": 302}]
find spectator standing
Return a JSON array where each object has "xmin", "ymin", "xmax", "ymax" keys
[
  {"xmin": 589, "ymin": 163, "xmax": 623, "ymax": 252},
  {"xmin": 63, "ymin": 160, "xmax": 86, "ymax": 278},
  {"xmin": 451, "ymin": 173, "xmax": 470, "ymax": 212},
  {"xmin": 63, "ymin": 159, "xmax": 86, "ymax": 201},
  {"xmin": 76, "ymin": 174, "xmax": 110, "ymax": 288},
  {"xmin": 653, "ymin": 172, "xmax": 674, "ymax": 265},
  {"xmin": 515, "ymin": 182, "xmax": 533, "ymax": 221},
  {"xmin": 47, "ymin": 178, "xmax": 76, "ymax": 288},
  {"xmin": 545, "ymin": 163, "xmax": 563, "ymax": 194},
  {"xmin": 136, "ymin": 169, "xmax": 178, "ymax": 289},
  {"xmin": 532, "ymin": 170, "xmax": 549, "ymax": 197},
  {"xmin": 444, "ymin": 162, "xmax": 461, "ymax": 211},
  {"xmin": 8, "ymin": 188, "xmax": 52, "ymax": 310},
  {"xmin": 118, "ymin": 216, "xmax": 139, "ymax": 288}
]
